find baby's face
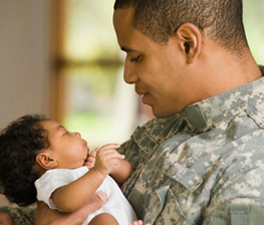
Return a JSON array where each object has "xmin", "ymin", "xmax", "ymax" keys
[{"xmin": 40, "ymin": 120, "xmax": 89, "ymax": 169}]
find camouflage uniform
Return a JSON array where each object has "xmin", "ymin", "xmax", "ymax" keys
[
  {"xmin": 1, "ymin": 67, "xmax": 264, "ymax": 225},
  {"xmin": 119, "ymin": 66, "xmax": 264, "ymax": 224},
  {"xmin": 0, "ymin": 206, "xmax": 35, "ymax": 225}
]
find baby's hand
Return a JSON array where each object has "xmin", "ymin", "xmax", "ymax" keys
[
  {"xmin": 85, "ymin": 148, "xmax": 98, "ymax": 169},
  {"xmin": 93, "ymin": 143, "xmax": 124, "ymax": 177}
]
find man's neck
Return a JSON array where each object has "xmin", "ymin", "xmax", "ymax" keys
[{"xmin": 196, "ymin": 46, "xmax": 262, "ymax": 101}]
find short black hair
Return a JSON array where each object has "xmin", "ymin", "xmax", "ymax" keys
[
  {"xmin": 114, "ymin": 0, "xmax": 248, "ymax": 54},
  {"xmin": 0, "ymin": 114, "xmax": 49, "ymax": 206}
]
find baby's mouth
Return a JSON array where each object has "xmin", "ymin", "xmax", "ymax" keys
[
  {"xmin": 83, "ymin": 153, "xmax": 89, "ymax": 165},
  {"xmin": 83, "ymin": 141, "xmax": 90, "ymax": 151}
]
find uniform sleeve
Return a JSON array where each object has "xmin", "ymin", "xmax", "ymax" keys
[{"xmin": 0, "ymin": 206, "xmax": 36, "ymax": 225}]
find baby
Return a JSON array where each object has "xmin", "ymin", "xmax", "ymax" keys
[{"xmin": 0, "ymin": 114, "xmax": 148, "ymax": 225}]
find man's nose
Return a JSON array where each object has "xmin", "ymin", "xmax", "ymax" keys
[{"xmin": 123, "ymin": 59, "xmax": 139, "ymax": 84}]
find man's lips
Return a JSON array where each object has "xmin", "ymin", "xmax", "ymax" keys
[
  {"xmin": 135, "ymin": 89, "xmax": 146, "ymax": 95},
  {"xmin": 137, "ymin": 92, "xmax": 149, "ymax": 104},
  {"xmin": 141, "ymin": 93, "xmax": 149, "ymax": 104},
  {"xmin": 136, "ymin": 89, "xmax": 150, "ymax": 104}
]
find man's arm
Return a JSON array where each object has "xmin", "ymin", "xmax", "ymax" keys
[
  {"xmin": 0, "ymin": 213, "xmax": 14, "ymax": 225},
  {"xmin": 35, "ymin": 192, "xmax": 107, "ymax": 225}
]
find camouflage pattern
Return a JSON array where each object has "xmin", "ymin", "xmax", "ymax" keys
[
  {"xmin": 119, "ymin": 66, "xmax": 264, "ymax": 224},
  {"xmin": 1, "ymin": 67, "xmax": 264, "ymax": 224},
  {"xmin": 0, "ymin": 206, "xmax": 36, "ymax": 225}
]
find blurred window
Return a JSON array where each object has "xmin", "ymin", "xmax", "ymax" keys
[{"xmin": 51, "ymin": 0, "xmax": 153, "ymax": 148}]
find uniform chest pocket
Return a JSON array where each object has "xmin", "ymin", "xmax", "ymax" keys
[
  {"xmin": 128, "ymin": 162, "xmax": 204, "ymax": 224},
  {"xmin": 165, "ymin": 163, "xmax": 203, "ymax": 192},
  {"xmin": 144, "ymin": 187, "xmax": 200, "ymax": 225},
  {"xmin": 154, "ymin": 163, "xmax": 204, "ymax": 224},
  {"xmin": 127, "ymin": 186, "xmax": 171, "ymax": 223}
]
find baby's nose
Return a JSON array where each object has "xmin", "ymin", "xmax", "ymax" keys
[{"xmin": 74, "ymin": 132, "xmax": 81, "ymax": 138}]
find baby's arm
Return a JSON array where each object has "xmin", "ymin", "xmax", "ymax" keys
[
  {"xmin": 87, "ymin": 147, "xmax": 132, "ymax": 185},
  {"xmin": 52, "ymin": 144, "xmax": 124, "ymax": 213},
  {"xmin": 110, "ymin": 158, "xmax": 132, "ymax": 185}
]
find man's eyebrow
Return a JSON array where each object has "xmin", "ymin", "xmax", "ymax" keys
[{"xmin": 121, "ymin": 46, "xmax": 136, "ymax": 53}]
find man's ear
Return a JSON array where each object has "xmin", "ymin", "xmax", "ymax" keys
[
  {"xmin": 36, "ymin": 151, "xmax": 58, "ymax": 170},
  {"xmin": 175, "ymin": 23, "xmax": 202, "ymax": 64}
]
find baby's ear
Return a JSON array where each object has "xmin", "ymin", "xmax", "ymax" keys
[{"xmin": 36, "ymin": 151, "xmax": 58, "ymax": 170}]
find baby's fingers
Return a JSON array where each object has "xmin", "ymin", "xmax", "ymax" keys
[
  {"xmin": 99, "ymin": 143, "xmax": 121, "ymax": 151},
  {"xmin": 89, "ymin": 149, "xmax": 98, "ymax": 158},
  {"xmin": 84, "ymin": 161, "xmax": 94, "ymax": 169},
  {"xmin": 97, "ymin": 149, "xmax": 125, "ymax": 161}
]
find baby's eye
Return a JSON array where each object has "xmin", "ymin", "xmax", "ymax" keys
[{"xmin": 64, "ymin": 131, "xmax": 70, "ymax": 135}]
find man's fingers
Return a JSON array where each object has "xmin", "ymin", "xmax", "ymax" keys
[
  {"xmin": 0, "ymin": 213, "xmax": 14, "ymax": 225},
  {"xmin": 95, "ymin": 191, "xmax": 108, "ymax": 204},
  {"xmin": 129, "ymin": 221, "xmax": 151, "ymax": 225}
]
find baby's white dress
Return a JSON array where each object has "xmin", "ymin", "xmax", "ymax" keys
[{"xmin": 35, "ymin": 167, "xmax": 137, "ymax": 225}]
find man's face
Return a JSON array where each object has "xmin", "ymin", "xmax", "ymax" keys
[{"xmin": 113, "ymin": 8, "xmax": 195, "ymax": 118}]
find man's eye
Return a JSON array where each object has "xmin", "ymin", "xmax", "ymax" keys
[
  {"xmin": 64, "ymin": 131, "xmax": 70, "ymax": 135},
  {"xmin": 130, "ymin": 56, "xmax": 141, "ymax": 62}
]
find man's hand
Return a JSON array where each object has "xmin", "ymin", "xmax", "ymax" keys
[
  {"xmin": 34, "ymin": 191, "xmax": 107, "ymax": 225},
  {"xmin": 130, "ymin": 221, "xmax": 151, "ymax": 225},
  {"xmin": 0, "ymin": 213, "xmax": 14, "ymax": 225}
]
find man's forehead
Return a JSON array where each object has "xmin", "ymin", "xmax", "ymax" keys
[
  {"xmin": 113, "ymin": 7, "xmax": 157, "ymax": 52},
  {"xmin": 113, "ymin": 7, "xmax": 134, "ymax": 28},
  {"xmin": 113, "ymin": 8, "xmax": 137, "ymax": 48}
]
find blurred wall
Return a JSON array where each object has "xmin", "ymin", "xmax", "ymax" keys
[{"xmin": 0, "ymin": 0, "xmax": 51, "ymax": 129}]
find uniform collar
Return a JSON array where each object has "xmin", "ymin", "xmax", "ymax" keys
[{"xmin": 180, "ymin": 66, "xmax": 264, "ymax": 132}]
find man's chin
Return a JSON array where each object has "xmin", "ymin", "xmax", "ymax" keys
[
  {"xmin": 152, "ymin": 105, "xmax": 179, "ymax": 118},
  {"xmin": 152, "ymin": 109, "xmax": 172, "ymax": 118}
]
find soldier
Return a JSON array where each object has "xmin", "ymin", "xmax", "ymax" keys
[{"xmin": 1, "ymin": 0, "xmax": 264, "ymax": 224}]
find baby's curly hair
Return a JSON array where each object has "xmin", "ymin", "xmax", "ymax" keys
[{"xmin": 0, "ymin": 114, "xmax": 50, "ymax": 206}]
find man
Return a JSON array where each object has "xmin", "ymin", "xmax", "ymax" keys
[{"xmin": 1, "ymin": 0, "xmax": 264, "ymax": 224}]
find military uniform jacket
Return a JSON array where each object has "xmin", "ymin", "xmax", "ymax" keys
[{"xmin": 118, "ymin": 67, "xmax": 264, "ymax": 225}]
